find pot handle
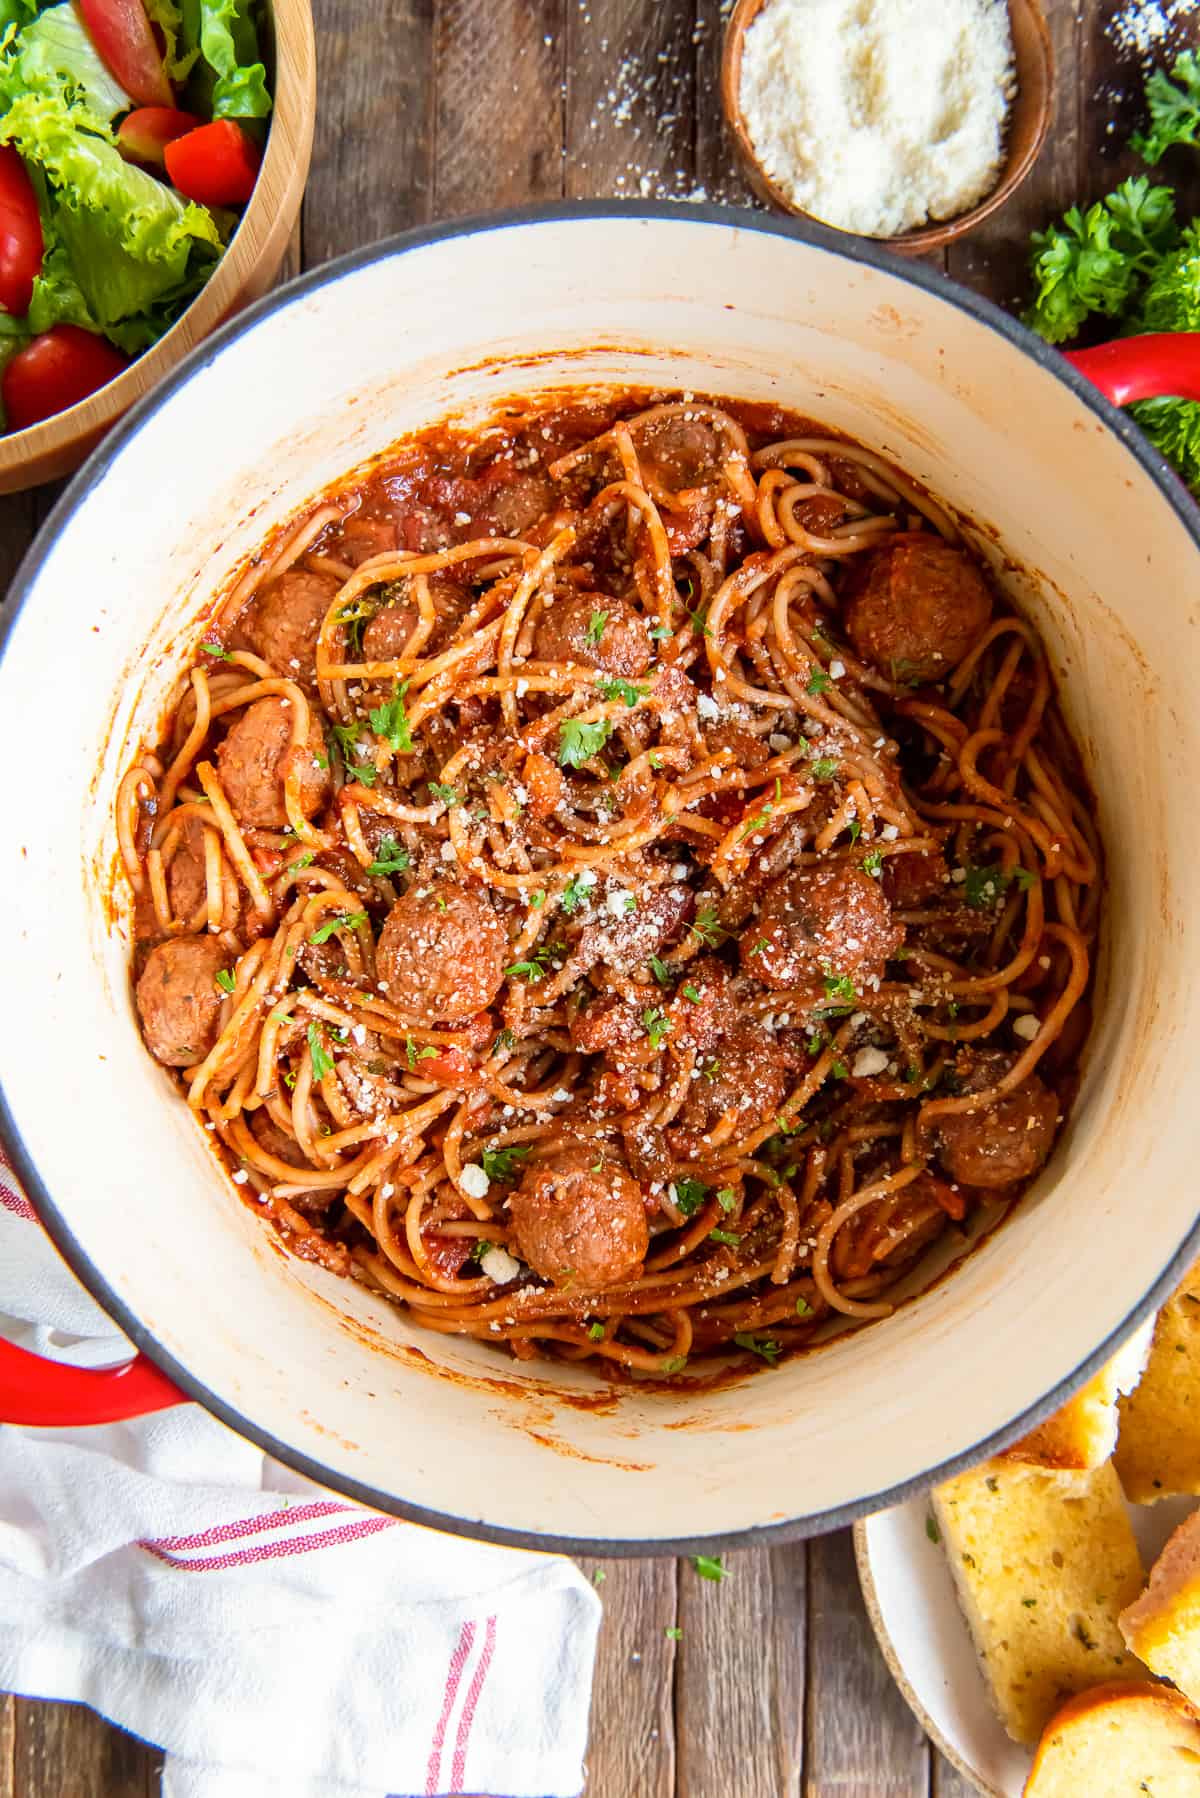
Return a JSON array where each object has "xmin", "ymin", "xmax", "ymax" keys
[
  {"xmin": 0, "ymin": 1336, "xmax": 186, "ymax": 1426},
  {"xmin": 1064, "ymin": 332, "xmax": 1200, "ymax": 405}
]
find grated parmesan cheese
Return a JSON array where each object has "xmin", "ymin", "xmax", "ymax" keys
[{"xmin": 739, "ymin": 0, "xmax": 1016, "ymax": 237}]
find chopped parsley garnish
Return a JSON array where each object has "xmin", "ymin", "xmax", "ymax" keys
[
  {"xmin": 963, "ymin": 864, "xmax": 1016, "ymax": 910},
  {"xmin": 738, "ymin": 804, "xmax": 773, "ymax": 842},
  {"xmin": 367, "ymin": 836, "xmax": 410, "ymax": 877},
  {"xmin": 214, "ymin": 968, "xmax": 236, "ymax": 994},
  {"xmin": 806, "ymin": 668, "xmax": 832, "ymax": 696},
  {"xmin": 585, "ymin": 609, "xmax": 608, "ymax": 646},
  {"xmin": 337, "ymin": 598, "xmax": 377, "ymax": 658},
  {"xmin": 307, "ymin": 1022, "xmax": 334, "ymax": 1081},
  {"xmin": 926, "ymin": 1515, "xmax": 941, "ymax": 1545},
  {"xmin": 504, "ymin": 945, "xmax": 557, "ymax": 982},
  {"xmin": 671, "ymin": 1178, "xmax": 708, "ymax": 1217},
  {"xmin": 586, "ymin": 1321, "xmax": 606, "ymax": 1341},
  {"xmin": 310, "ymin": 911, "xmax": 367, "ymax": 944},
  {"xmin": 405, "ymin": 1036, "xmax": 438, "ymax": 1071},
  {"xmin": 561, "ymin": 873, "xmax": 592, "ymax": 915},
  {"xmin": 795, "ymin": 1297, "xmax": 811, "ymax": 1317},
  {"xmin": 490, "ymin": 1027, "xmax": 515, "ymax": 1055},
  {"xmin": 848, "ymin": 819, "xmax": 861, "ymax": 845},
  {"xmin": 822, "ymin": 971, "xmax": 857, "ymax": 1006},
  {"xmin": 733, "ymin": 1332, "xmax": 781, "ymax": 1365},
  {"xmin": 716, "ymin": 1188, "xmax": 736, "ymax": 1212},
  {"xmin": 428, "ymin": 782, "xmax": 461, "ymax": 807},
  {"xmin": 648, "ymin": 751, "xmax": 664, "ymax": 769},
  {"xmin": 682, "ymin": 983, "xmax": 701, "ymax": 1003},
  {"xmin": 287, "ymin": 851, "xmax": 315, "ymax": 875},
  {"xmin": 665, "ymin": 1625, "xmax": 683, "ymax": 1640},
  {"xmin": 596, "ymin": 676, "xmax": 648, "ymax": 706},
  {"xmin": 200, "ymin": 640, "xmax": 232, "ymax": 661},
  {"xmin": 330, "ymin": 724, "xmax": 378, "ymax": 786},
  {"xmin": 558, "ymin": 717, "xmax": 613, "ymax": 768},
  {"xmin": 686, "ymin": 602, "xmax": 711, "ymax": 639},
  {"xmin": 830, "ymin": 1060, "xmax": 848, "ymax": 1080},
  {"xmin": 369, "ymin": 680, "xmax": 415, "ymax": 754},
  {"xmin": 808, "ymin": 757, "xmax": 839, "ymax": 781},
  {"xmin": 709, "ymin": 1228, "xmax": 740, "ymax": 1247},
  {"xmin": 468, "ymin": 1239, "xmax": 494, "ymax": 1262},
  {"xmin": 660, "ymin": 1355, "xmax": 688, "ymax": 1374},
  {"xmin": 690, "ymin": 905, "xmax": 722, "ymax": 946},
  {"xmin": 649, "ymin": 953, "xmax": 671, "ymax": 984},
  {"xmin": 648, "ymin": 623, "xmax": 672, "ymax": 642},
  {"xmin": 748, "ymin": 938, "xmax": 768, "ymax": 957},
  {"xmin": 643, "ymin": 1007, "xmax": 671, "ymax": 1050},
  {"xmin": 530, "ymin": 890, "xmax": 546, "ymax": 909},
  {"xmin": 806, "ymin": 1029, "xmax": 827, "ymax": 1057},
  {"xmin": 481, "ymin": 1144, "xmax": 530, "ymax": 1182},
  {"xmin": 862, "ymin": 848, "xmax": 884, "ymax": 878},
  {"xmin": 693, "ymin": 1555, "xmax": 728, "ymax": 1582}
]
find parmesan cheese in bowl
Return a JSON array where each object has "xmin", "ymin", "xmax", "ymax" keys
[{"xmin": 722, "ymin": 0, "xmax": 1051, "ymax": 247}]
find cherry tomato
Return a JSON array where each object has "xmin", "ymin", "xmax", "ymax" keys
[
  {"xmin": 164, "ymin": 120, "xmax": 261, "ymax": 209},
  {"xmin": 76, "ymin": 0, "xmax": 173, "ymax": 108},
  {"xmin": 118, "ymin": 106, "xmax": 201, "ymax": 168},
  {"xmin": 0, "ymin": 146, "xmax": 43, "ymax": 317},
  {"xmin": 3, "ymin": 326, "xmax": 130, "ymax": 433}
]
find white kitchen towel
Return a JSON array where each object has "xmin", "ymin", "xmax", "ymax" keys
[{"xmin": 0, "ymin": 1153, "xmax": 602, "ymax": 1798}]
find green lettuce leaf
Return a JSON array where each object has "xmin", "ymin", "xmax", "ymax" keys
[
  {"xmin": 144, "ymin": 0, "xmax": 200, "ymax": 86},
  {"xmin": 1, "ymin": 3, "xmax": 132, "ymax": 122},
  {"xmin": 0, "ymin": 91, "xmax": 222, "ymax": 332},
  {"xmin": 180, "ymin": 0, "xmax": 270, "ymax": 119}
]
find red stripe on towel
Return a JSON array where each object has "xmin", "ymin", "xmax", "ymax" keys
[
  {"xmin": 144, "ymin": 1500, "xmax": 350, "ymax": 1551},
  {"xmin": 425, "ymin": 1619, "xmax": 476, "ymax": 1794},
  {"xmin": 139, "ymin": 1513, "xmax": 396, "ymax": 1570},
  {"xmin": 450, "ymin": 1613, "xmax": 497, "ymax": 1791}
]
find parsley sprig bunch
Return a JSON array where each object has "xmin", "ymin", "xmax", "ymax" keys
[{"xmin": 1023, "ymin": 54, "xmax": 1200, "ymax": 495}]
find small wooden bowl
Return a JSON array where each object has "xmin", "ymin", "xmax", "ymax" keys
[
  {"xmin": 0, "ymin": 0, "xmax": 316, "ymax": 492},
  {"xmin": 720, "ymin": 0, "xmax": 1053, "ymax": 255}
]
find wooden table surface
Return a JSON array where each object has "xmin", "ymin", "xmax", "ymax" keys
[{"xmin": 3, "ymin": 1, "xmax": 1197, "ymax": 1793}]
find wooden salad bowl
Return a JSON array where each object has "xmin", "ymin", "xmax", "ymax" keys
[
  {"xmin": 720, "ymin": 0, "xmax": 1054, "ymax": 255},
  {"xmin": 0, "ymin": 0, "xmax": 315, "ymax": 493}
]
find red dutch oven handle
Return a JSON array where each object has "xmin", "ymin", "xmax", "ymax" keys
[
  {"xmin": 0, "ymin": 1335, "xmax": 185, "ymax": 1426},
  {"xmin": 4, "ymin": 331, "xmax": 1199, "ymax": 1432},
  {"xmin": 1063, "ymin": 331, "xmax": 1200, "ymax": 405}
]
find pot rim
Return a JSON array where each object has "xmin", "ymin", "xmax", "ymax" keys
[{"xmin": 4, "ymin": 198, "xmax": 1199, "ymax": 1555}]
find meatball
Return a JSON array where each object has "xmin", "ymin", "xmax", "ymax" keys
[
  {"xmin": 232, "ymin": 569, "xmax": 341, "ymax": 687},
  {"xmin": 508, "ymin": 1159, "xmax": 649, "ymax": 1288},
  {"xmin": 533, "ymin": 589, "xmax": 653, "ymax": 678},
  {"xmin": 742, "ymin": 863, "xmax": 902, "ymax": 999},
  {"xmin": 478, "ymin": 472, "xmax": 553, "ymax": 538},
  {"xmin": 249, "ymin": 1111, "xmax": 309, "ymax": 1169},
  {"xmin": 670, "ymin": 1026, "xmax": 790, "ymax": 1149},
  {"xmin": 217, "ymin": 697, "xmax": 330, "ymax": 830},
  {"xmin": 664, "ymin": 956, "xmax": 737, "ymax": 1054},
  {"xmin": 136, "ymin": 936, "xmax": 230, "ymax": 1067},
  {"xmin": 568, "ymin": 993, "xmax": 645, "ymax": 1059},
  {"xmin": 361, "ymin": 575, "xmax": 469, "ymax": 661},
  {"xmin": 166, "ymin": 815, "xmax": 209, "ymax": 924},
  {"xmin": 375, "ymin": 883, "xmax": 507, "ymax": 1024},
  {"xmin": 640, "ymin": 417, "xmax": 720, "ymax": 493},
  {"xmin": 576, "ymin": 884, "xmax": 692, "ymax": 978},
  {"xmin": 843, "ymin": 534, "xmax": 992, "ymax": 683},
  {"xmin": 883, "ymin": 848, "xmax": 949, "ymax": 909},
  {"xmin": 936, "ymin": 1051, "xmax": 1059, "ymax": 1189}
]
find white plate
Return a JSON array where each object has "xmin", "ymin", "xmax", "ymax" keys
[{"xmin": 854, "ymin": 1489, "xmax": 1200, "ymax": 1796}]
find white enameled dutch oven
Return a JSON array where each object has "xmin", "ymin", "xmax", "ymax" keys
[{"xmin": 1, "ymin": 205, "xmax": 1200, "ymax": 1555}]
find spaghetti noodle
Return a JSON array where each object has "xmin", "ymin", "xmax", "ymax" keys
[{"xmin": 120, "ymin": 393, "xmax": 1099, "ymax": 1378}]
